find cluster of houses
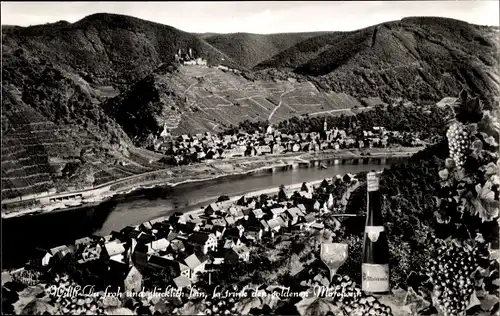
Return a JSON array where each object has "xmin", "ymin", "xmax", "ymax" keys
[
  {"xmin": 147, "ymin": 121, "xmax": 424, "ymax": 165},
  {"xmin": 174, "ymin": 48, "xmax": 208, "ymax": 67},
  {"xmin": 31, "ymin": 175, "xmax": 357, "ymax": 291},
  {"xmin": 173, "ymin": 48, "xmax": 239, "ymax": 74}
]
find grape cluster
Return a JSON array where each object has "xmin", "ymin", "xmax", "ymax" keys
[
  {"xmin": 203, "ymin": 296, "xmax": 240, "ymax": 315},
  {"xmin": 314, "ymin": 274, "xmax": 392, "ymax": 316},
  {"xmin": 343, "ymin": 296, "xmax": 392, "ymax": 316},
  {"xmin": 446, "ymin": 123, "xmax": 471, "ymax": 169},
  {"xmin": 12, "ymin": 269, "xmax": 43, "ymax": 286},
  {"xmin": 425, "ymin": 241, "xmax": 480, "ymax": 316}
]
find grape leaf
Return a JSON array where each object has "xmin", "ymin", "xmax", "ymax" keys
[
  {"xmin": 391, "ymin": 288, "xmax": 408, "ymax": 305},
  {"xmin": 438, "ymin": 169, "xmax": 449, "ymax": 180},
  {"xmin": 481, "ymin": 133, "xmax": 499, "ymax": 148},
  {"xmin": 489, "ymin": 248, "xmax": 500, "ymax": 263},
  {"xmin": 295, "ymin": 294, "xmax": 340, "ymax": 316},
  {"xmin": 377, "ymin": 294, "xmax": 413, "ymax": 316},
  {"xmin": 480, "ymin": 294, "xmax": 499, "ymax": 312},
  {"xmin": 478, "ymin": 110, "xmax": 500, "ymax": 138},
  {"xmin": 472, "ymin": 180, "xmax": 500, "ymax": 222},
  {"xmin": 261, "ymin": 292, "xmax": 281, "ymax": 310},
  {"xmin": 177, "ymin": 301, "xmax": 207, "ymax": 315},
  {"xmin": 445, "ymin": 158, "xmax": 455, "ymax": 169},
  {"xmin": 485, "ymin": 162, "xmax": 499, "ymax": 177},
  {"xmin": 234, "ymin": 296, "xmax": 262, "ymax": 315},
  {"xmin": 472, "ymin": 139, "xmax": 484, "ymax": 153},
  {"xmin": 103, "ymin": 307, "xmax": 136, "ymax": 315},
  {"xmin": 467, "ymin": 291, "xmax": 481, "ymax": 310},
  {"xmin": 405, "ymin": 287, "xmax": 431, "ymax": 313}
]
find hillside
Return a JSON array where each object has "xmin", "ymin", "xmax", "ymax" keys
[
  {"xmin": 2, "ymin": 14, "xmax": 239, "ymax": 84},
  {"xmin": 1, "ymin": 13, "xmax": 239, "ymax": 201},
  {"xmin": 255, "ymin": 17, "xmax": 500, "ymax": 103},
  {"xmin": 103, "ymin": 63, "xmax": 368, "ymax": 144},
  {"xmin": 202, "ymin": 32, "xmax": 330, "ymax": 68}
]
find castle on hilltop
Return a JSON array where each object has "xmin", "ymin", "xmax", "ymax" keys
[{"xmin": 175, "ymin": 48, "xmax": 207, "ymax": 67}]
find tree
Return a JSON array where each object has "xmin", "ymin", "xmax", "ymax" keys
[
  {"xmin": 301, "ymin": 182, "xmax": 309, "ymax": 193},
  {"xmin": 278, "ymin": 185, "xmax": 287, "ymax": 202},
  {"xmin": 217, "ymin": 195, "xmax": 230, "ymax": 202}
]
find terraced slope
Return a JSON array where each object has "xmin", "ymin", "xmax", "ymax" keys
[
  {"xmin": 1, "ymin": 13, "xmax": 240, "ymax": 201},
  {"xmin": 104, "ymin": 64, "xmax": 367, "ymax": 143}
]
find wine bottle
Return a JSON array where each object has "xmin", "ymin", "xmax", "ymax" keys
[{"xmin": 361, "ymin": 171, "xmax": 390, "ymax": 295}]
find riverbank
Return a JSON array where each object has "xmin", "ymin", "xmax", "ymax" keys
[{"xmin": 2, "ymin": 146, "xmax": 423, "ymax": 219}]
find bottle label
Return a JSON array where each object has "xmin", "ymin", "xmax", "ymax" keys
[
  {"xmin": 365, "ymin": 226, "xmax": 384, "ymax": 242},
  {"xmin": 362, "ymin": 263, "xmax": 390, "ymax": 293},
  {"xmin": 367, "ymin": 173, "xmax": 379, "ymax": 192}
]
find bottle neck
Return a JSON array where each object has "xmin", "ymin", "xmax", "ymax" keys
[{"xmin": 366, "ymin": 189, "xmax": 383, "ymax": 226}]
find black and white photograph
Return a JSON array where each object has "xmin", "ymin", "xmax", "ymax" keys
[{"xmin": 1, "ymin": 1, "xmax": 499, "ymax": 315}]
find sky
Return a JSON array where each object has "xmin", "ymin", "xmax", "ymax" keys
[{"xmin": 1, "ymin": 1, "xmax": 499, "ymax": 34}]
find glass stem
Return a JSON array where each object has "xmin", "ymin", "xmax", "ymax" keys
[{"xmin": 329, "ymin": 268, "xmax": 337, "ymax": 283}]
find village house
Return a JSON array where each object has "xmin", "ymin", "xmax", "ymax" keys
[
  {"xmin": 256, "ymin": 145, "xmax": 272, "ymax": 155},
  {"xmin": 259, "ymin": 219, "xmax": 270, "ymax": 233},
  {"xmin": 148, "ymin": 256, "xmax": 191, "ymax": 279},
  {"xmin": 225, "ymin": 244, "xmax": 250, "ymax": 263},
  {"xmin": 187, "ymin": 232, "xmax": 217, "ymax": 254},
  {"xmin": 270, "ymin": 207, "xmax": 286, "ymax": 219},
  {"xmin": 78, "ymin": 244, "xmax": 102, "ymax": 264},
  {"xmin": 251, "ymin": 208, "xmax": 265, "ymax": 219},
  {"xmin": 276, "ymin": 215, "xmax": 288, "ymax": 228},
  {"xmin": 75, "ymin": 237, "xmax": 93, "ymax": 247},
  {"xmin": 244, "ymin": 226, "xmax": 263, "ymax": 241},
  {"xmin": 267, "ymin": 218, "xmax": 281, "ymax": 236},
  {"xmin": 223, "ymin": 215, "xmax": 236, "ymax": 227},
  {"xmin": 227, "ymin": 206, "xmax": 244, "ymax": 220},
  {"xmin": 210, "ymin": 218, "xmax": 227, "ymax": 227},
  {"xmin": 285, "ymin": 207, "xmax": 305, "ymax": 225},
  {"xmin": 39, "ymin": 245, "xmax": 72, "ymax": 267},
  {"xmin": 300, "ymin": 214, "xmax": 318, "ymax": 231},
  {"xmin": 183, "ymin": 252, "xmax": 208, "ymax": 280},
  {"xmin": 169, "ymin": 239, "xmax": 186, "ymax": 253},
  {"xmin": 222, "ymin": 146, "xmax": 246, "ymax": 158},
  {"xmin": 222, "ymin": 236, "xmax": 242, "ymax": 249},
  {"xmin": 224, "ymin": 226, "xmax": 243, "ymax": 239},
  {"xmin": 146, "ymin": 238, "xmax": 170, "ymax": 255},
  {"xmin": 211, "ymin": 250, "xmax": 226, "ymax": 265},
  {"xmin": 204, "ymin": 203, "xmax": 221, "ymax": 216},
  {"xmin": 200, "ymin": 224, "xmax": 226, "ymax": 240},
  {"xmin": 102, "ymin": 241, "xmax": 127, "ymax": 264}
]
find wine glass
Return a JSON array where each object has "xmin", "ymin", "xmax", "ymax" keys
[{"xmin": 320, "ymin": 243, "xmax": 348, "ymax": 283}]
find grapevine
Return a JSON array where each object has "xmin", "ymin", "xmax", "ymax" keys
[{"xmin": 429, "ymin": 91, "xmax": 500, "ymax": 315}]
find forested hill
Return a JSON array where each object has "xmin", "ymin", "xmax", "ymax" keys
[
  {"xmin": 201, "ymin": 32, "xmax": 331, "ymax": 68},
  {"xmin": 253, "ymin": 17, "xmax": 500, "ymax": 103}
]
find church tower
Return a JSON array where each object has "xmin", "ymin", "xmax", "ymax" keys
[
  {"xmin": 323, "ymin": 117, "xmax": 328, "ymax": 132},
  {"xmin": 160, "ymin": 121, "xmax": 171, "ymax": 139}
]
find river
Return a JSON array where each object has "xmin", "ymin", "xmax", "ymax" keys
[{"xmin": 2, "ymin": 157, "xmax": 406, "ymax": 269}]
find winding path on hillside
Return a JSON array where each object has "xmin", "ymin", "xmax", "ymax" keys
[
  {"xmin": 268, "ymin": 88, "xmax": 297, "ymax": 121},
  {"xmin": 308, "ymin": 106, "xmax": 374, "ymax": 116}
]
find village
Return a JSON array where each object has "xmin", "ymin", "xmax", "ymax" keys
[
  {"xmin": 25, "ymin": 173, "xmax": 358, "ymax": 298},
  {"xmin": 147, "ymin": 118, "xmax": 424, "ymax": 166}
]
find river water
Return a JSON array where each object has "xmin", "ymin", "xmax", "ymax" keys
[{"xmin": 2, "ymin": 157, "xmax": 406, "ymax": 269}]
